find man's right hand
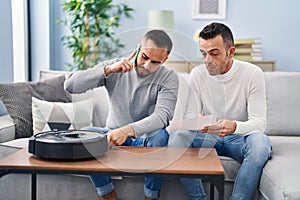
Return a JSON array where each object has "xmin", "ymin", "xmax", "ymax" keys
[
  {"xmin": 104, "ymin": 50, "xmax": 137, "ymax": 75},
  {"xmin": 200, "ymin": 119, "xmax": 236, "ymax": 137},
  {"xmin": 106, "ymin": 125, "xmax": 135, "ymax": 146}
]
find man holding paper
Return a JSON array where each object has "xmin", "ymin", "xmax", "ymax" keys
[{"xmin": 168, "ymin": 22, "xmax": 272, "ymax": 200}]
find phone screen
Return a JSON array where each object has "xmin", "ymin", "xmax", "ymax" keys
[{"xmin": 130, "ymin": 44, "xmax": 141, "ymax": 65}]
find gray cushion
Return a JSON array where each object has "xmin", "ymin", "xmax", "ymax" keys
[
  {"xmin": 259, "ymin": 136, "xmax": 300, "ymax": 199},
  {"xmin": 264, "ymin": 72, "xmax": 300, "ymax": 136},
  {"xmin": 0, "ymin": 115, "xmax": 15, "ymax": 143},
  {"xmin": 0, "ymin": 76, "xmax": 70, "ymax": 138}
]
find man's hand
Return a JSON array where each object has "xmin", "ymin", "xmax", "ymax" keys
[
  {"xmin": 200, "ymin": 119, "xmax": 236, "ymax": 137},
  {"xmin": 106, "ymin": 125, "xmax": 135, "ymax": 146},
  {"xmin": 104, "ymin": 50, "xmax": 137, "ymax": 75}
]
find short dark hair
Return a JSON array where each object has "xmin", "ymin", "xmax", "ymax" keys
[
  {"xmin": 142, "ymin": 29, "xmax": 173, "ymax": 54},
  {"xmin": 199, "ymin": 22, "xmax": 234, "ymax": 48}
]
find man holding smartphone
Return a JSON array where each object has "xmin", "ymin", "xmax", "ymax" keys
[{"xmin": 64, "ymin": 30, "xmax": 179, "ymax": 200}]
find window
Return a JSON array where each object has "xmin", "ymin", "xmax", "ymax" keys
[{"xmin": 11, "ymin": 0, "xmax": 29, "ymax": 82}]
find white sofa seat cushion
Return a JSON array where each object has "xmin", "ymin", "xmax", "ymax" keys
[{"xmin": 259, "ymin": 136, "xmax": 300, "ymax": 199}]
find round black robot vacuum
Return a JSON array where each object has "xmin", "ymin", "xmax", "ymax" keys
[{"xmin": 28, "ymin": 130, "xmax": 108, "ymax": 160}]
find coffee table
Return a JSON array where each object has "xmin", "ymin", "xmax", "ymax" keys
[{"xmin": 0, "ymin": 147, "xmax": 224, "ymax": 200}]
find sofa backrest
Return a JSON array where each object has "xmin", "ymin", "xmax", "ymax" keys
[
  {"xmin": 264, "ymin": 72, "xmax": 300, "ymax": 136},
  {"xmin": 172, "ymin": 73, "xmax": 190, "ymax": 120},
  {"xmin": 41, "ymin": 70, "xmax": 300, "ymax": 137}
]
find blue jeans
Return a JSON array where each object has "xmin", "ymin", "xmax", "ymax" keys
[
  {"xmin": 85, "ymin": 127, "xmax": 169, "ymax": 199},
  {"xmin": 168, "ymin": 130, "xmax": 272, "ymax": 200}
]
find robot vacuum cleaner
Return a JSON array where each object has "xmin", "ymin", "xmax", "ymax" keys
[{"xmin": 28, "ymin": 130, "xmax": 108, "ymax": 160}]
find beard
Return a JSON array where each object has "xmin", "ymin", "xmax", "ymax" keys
[
  {"xmin": 206, "ymin": 63, "xmax": 219, "ymax": 76},
  {"xmin": 206, "ymin": 54, "xmax": 231, "ymax": 76},
  {"xmin": 135, "ymin": 65, "xmax": 152, "ymax": 78}
]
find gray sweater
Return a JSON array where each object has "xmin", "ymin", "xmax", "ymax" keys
[{"xmin": 64, "ymin": 59, "xmax": 179, "ymax": 137}]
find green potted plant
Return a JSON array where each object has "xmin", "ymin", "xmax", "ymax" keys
[{"xmin": 58, "ymin": 0, "xmax": 134, "ymax": 70}]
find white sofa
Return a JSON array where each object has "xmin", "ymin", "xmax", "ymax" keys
[{"xmin": 1, "ymin": 68, "xmax": 300, "ymax": 200}]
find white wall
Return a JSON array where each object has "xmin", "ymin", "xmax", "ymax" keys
[
  {"xmin": 109, "ymin": 0, "xmax": 300, "ymax": 71},
  {"xmin": 37, "ymin": 0, "xmax": 300, "ymax": 72},
  {"xmin": 1, "ymin": 0, "xmax": 299, "ymax": 115}
]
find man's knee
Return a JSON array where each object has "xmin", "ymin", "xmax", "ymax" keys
[
  {"xmin": 168, "ymin": 130, "xmax": 195, "ymax": 148},
  {"xmin": 246, "ymin": 132, "xmax": 272, "ymax": 162},
  {"xmin": 145, "ymin": 129, "xmax": 169, "ymax": 147}
]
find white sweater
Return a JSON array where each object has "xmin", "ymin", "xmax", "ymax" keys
[{"xmin": 185, "ymin": 59, "xmax": 266, "ymax": 136}]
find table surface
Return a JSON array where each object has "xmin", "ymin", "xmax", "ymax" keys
[{"xmin": 0, "ymin": 147, "xmax": 224, "ymax": 175}]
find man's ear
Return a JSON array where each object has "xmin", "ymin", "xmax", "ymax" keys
[
  {"xmin": 229, "ymin": 46, "xmax": 235, "ymax": 58},
  {"xmin": 162, "ymin": 55, "xmax": 169, "ymax": 64}
]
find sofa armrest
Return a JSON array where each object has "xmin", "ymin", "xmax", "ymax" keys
[{"xmin": 0, "ymin": 115, "xmax": 15, "ymax": 143}]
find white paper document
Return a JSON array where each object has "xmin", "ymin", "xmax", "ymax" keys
[{"xmin": 169, "ymin": 115, "xmax": 216, "ymax": 130}]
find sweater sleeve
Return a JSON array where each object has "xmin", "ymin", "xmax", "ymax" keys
[
  {"xmin": 130, "ymin": 71, "xmax": 179, "ymax": 137},
  {"xmin": 64, "ymin": 58, "xmax": 118, "ymax": 94},
  {"xmin": 234, "ymin": 69, "xmax": 267, "ymax": 136}
]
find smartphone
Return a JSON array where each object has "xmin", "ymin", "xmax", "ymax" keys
[{"xmin": 130, "ymin": 44, "xmax": 141, "ymax": 65}]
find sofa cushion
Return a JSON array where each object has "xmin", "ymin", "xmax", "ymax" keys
[
  {"xmin": 264, "ymin": 72, "xmax": 300, "ymax": 136},
  {"xmin": 32, "ymin": 97, "xmax": 93, "ymax": 134},
  {"xmin": 40, "ymin": 70, "xmax": 109, "ymax": 127},
  {"xmin": 259, "ymin": 136, "xmax": 300, "ymax": 199},
  {"xmin": 70, "ymin": 88, "xmax": 109, "ymax": 127},
  {"xmin": 39, "ymin": 70, "xmax": 70, "ymax": 81},
  {"xmin": 0, "ymin": 115, "xmax": 15, "ymax": 143},
  {"xmin": 0, "ymin": 76, "xmax": 71, "ymax": 138}
]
